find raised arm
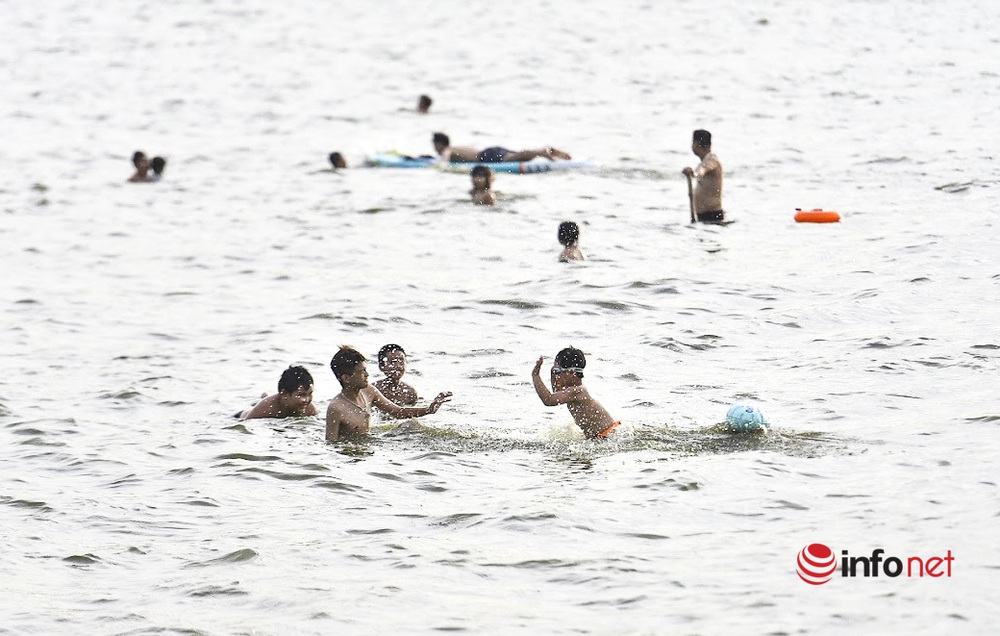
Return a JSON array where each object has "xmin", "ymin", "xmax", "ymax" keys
[
  {"xmin": 369, "ymin": 386, "xmax": 452, "ymax": 418},
  {"xmin": 531, "ymin": 357, "xmax": 558, "ymax": 405},
  {"xmin": 532, "ymin": 356, "xmax": 584, "ymax": 406}
]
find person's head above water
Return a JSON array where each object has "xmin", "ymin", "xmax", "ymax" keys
[
  {"xmin": 378, "ymin": 343, "xmax": 405, "ymax": 367},
  {"xmin": 470, "ymin": 164, "xmax": 493, "ymax": 186},
  {"xmin": 151, "ymin": 156, "xmax": 166, "ymax": 175},
  {"xmin": 557, "ymin": 221, "xmax": 580, "ymax": 247},
  {"xmin": 329, "ymin": 152, "xmax": 347, "ymax": 169},
  {"xmin": 554, "ymin": 346, "xmax": 586, "ymax": 378},
  {"xmin": 330, "ymin": 345, "xmax": 367, "ymax": 385},
  {"xmin": 432, "ymin": 132, "xmax": 450, "ymax": 154},
  {"xmin": 278, "ymin": 365, "xmax": 314, "ymax": 394},
  {"xmin": 132, "ymin": 151, "xmax": 149, "ymax": 170},
  {"xmin": 377, "ymin": 343, "xmax": 407, "ymax": 382},
  {"xmin": 693, "ymin": 129, "xmax": 712, "ymax": 149},
  {"xmin": 418, "ymin": 94, "xmax": 433, "ymax": 113}
]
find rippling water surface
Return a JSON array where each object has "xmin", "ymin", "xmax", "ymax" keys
[{"xmin": 2, "ymin": 1, "xmax": 999, "ymax": 633}]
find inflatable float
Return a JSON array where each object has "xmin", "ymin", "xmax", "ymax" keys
[
  {"xmin": 794, "ymin": 208, "xmax": 840, "ymax": 223},
  {"xmin": 365, "ymin": 152, "xmax": 594, "ymax": 174}
]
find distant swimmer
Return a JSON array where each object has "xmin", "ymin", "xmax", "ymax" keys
[
  {"xmin": 557, "ymin": 221, "xmax": 584, "ymax": 262},
  {"xmin": 531, "ymin": 347, "xmax": 619, "ymax": 439},
  {"xmin": 681, "ymin": 129, "xmax": 725, "ymax": 223},
  {"xmin": 238, "ymin": 365, "xmax": 318, "ymax": 420},
  {"xmin": 325, "ymin": 346, "xmax": 452, "ymax": 441},
  {"xmin": 149, "ymin": 156, "xmax": 166, "ymax": 182},
  {"xmin": 469, "ymin": 165, "xmax": 496, "ymax": 206},
  {"xmin": 432, "ymin": 132, "xmax": 571, "ymax": 164},
  {"xmin": 127, "ymin": 151, "xmax": 151, "ymax": 182},
  {"xmin": 329, "ymin": 152, "xmax": 347, "ymax": 170},
  {"xmin": 373, "ymin": 343, "xmax": 418, "ymax": 407},
  {"xmin": 417, "ymin": 94, "xmax": 433, "ymax": 114}
]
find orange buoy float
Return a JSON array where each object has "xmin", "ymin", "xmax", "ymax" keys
[{"xmin": 794, "ymin": 208, "xmax": 840, "ymax": 223}]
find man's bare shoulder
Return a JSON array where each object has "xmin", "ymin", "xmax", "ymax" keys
[
  {"xmin": 243, "ymin": 394, "xmax": 280, "ymax": 420},
  {"xmin": 326, "ymin": 394, "xmax": 354, "ymax": 417}
]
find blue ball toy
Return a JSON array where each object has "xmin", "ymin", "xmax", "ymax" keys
[{"xmin": 726, "ymin": 403, "xmax": 769, "ymax": 432}]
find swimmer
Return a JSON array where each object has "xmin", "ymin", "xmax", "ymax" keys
[
  {"xmin": 681, "ymin": 129, "xmax": 725, "ymax": 223},
  {"xmin": 432, "ymin": 132, "xmax": 571, "ymax": 164},
  {"xmin": 326, "ymin": 346, "xmax": 452, "ymax": 441},
  {"xmin": 149, "ymin": 156, "xmax": 166, "ymax": 182},
  {"xmin": 127, "ymin": 151, "xmax": 151, "ymax": 182},
  {"xmin": 329, "ymin": 152, "xmax": 347, "ymax": 170},
  {"xmin": 239, "ymin": 365, "xmax": 318, "ymax": 420},
  {"xmin": 470, "ymin": 165, "xmax": 496, "ymax": 206},
  {"xmin": 417, "ymin": 94, "xmax": 433, "ymax": 114},
  {"xmin": 531, "ymin": 347, "xmax": 618, "ymax": 439},
  {"xmin": 557, "ymin": 221, "xmax": 584, "ymax": 261},
  {"xmin": 373, "ymin": 343, "xmax": 418, "ymax": 407}
]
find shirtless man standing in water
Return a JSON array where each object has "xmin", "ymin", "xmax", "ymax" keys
[
  {"xmin": 682, "ymin": 129, "xmax": 725, "ymax": 223},
  {"xmin": 325, "ymin": 346, "xmax": 451, "ymax": 441}
]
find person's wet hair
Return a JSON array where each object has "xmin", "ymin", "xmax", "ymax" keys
[
  {"xmin": 432, "ymin": 132, "xmax": 450, "ymax": 147},
  {"xmin": 330, "ymin": 345, "xmax": 367, "ymax": 382},
  {"xmin": 132, "ymin": 151, "xmax": 147, "ymax": 168},
  {"xmin": 151, "ymin": 156, "xmax": 166, "ymax": 174},
  {"xmin": 278, "ymin": 365, "xmax": 314, "ymax": 394},
  {"xmin": 329, "ymin": 152, "xmax": 346, "ymax": 169},
  {"xmin": 557, "ymin": 221, "xmax": 579, "ymax": 246},
  {"xmin": 470, "ymin": 165, "xmax": 492, "ymax": 180},
  {"xmin": 378, "ymin": 343, "xmax": 405, "ymax": 366},
  {"xmin": 554, "ymin": 347, "xmax": 586, "ymax": 377},
  {"xmin": 418, "ymin": 94, "xmax": 433, "ymax": 112},
  {"xmin": 693, "ymin": 129, "xmax": 712, "ymax": 148}
]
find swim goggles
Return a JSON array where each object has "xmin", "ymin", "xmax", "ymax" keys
[{"xmin": 551, "ymin": 365, "xmax": 584, "ymax": 375}]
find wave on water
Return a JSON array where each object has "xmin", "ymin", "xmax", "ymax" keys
[{"xmin": 237, "ymin": 416, "xmax": 849, "ymax": 462}]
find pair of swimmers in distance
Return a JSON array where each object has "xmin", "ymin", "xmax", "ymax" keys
[
  {"xmin": 127, "ymin": 151, "xmax": 167, "ymax": 183},
  {"xmin": 239, "ymin": 345, "xmax": 618, "ymax": 441}
]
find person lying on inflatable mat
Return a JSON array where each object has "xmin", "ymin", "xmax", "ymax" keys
[{"xmin": 432, "ymin": 132, "xmax": 571, "ymax": 163}]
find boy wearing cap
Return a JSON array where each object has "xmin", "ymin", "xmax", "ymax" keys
[{"xmin": 531, "ymin": 347, "xmax": 619, "ymax": 439}]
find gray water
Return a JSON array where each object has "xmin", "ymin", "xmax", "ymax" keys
[{"xmin": 2, "ymin": 1, "xmax": 999, "ymax": 634}]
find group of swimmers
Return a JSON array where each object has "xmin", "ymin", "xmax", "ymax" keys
[
  {"xmin": 126, "ymin": 90, "xmax": 724, "ymax": 223},
  {"xmin": 134, "ymin": 97, "xmax": 722, "ymax": 440},
  {"xmin": 238, "ymin": 344, "xmax": 619, "ymax": 442},
  {"xmin": 328, "ymin": 126, "xmax": 724, "ymax": 224}
]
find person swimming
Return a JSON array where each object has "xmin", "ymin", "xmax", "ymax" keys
[
  {"xmin": 237, "ymin": 365, "xmax": 318, "ymax": 420},
  {"xmin": 557, "ymin": 221, "xmax": 584, "ymax": 261},
  {"xmin": 373, "ymin": 343, "xmax": 419, "ymax": 408},
  {"xmin": 531, "ymin": 347, "xmax": 618, "ymax": 439},
  {"xmin": 470, "ymin": 165, "xmax": 496, "ymax": 206},
  {"xmin": 432, "ymin": 133, "xmax": 571, "ymax": 164},
  {"xmin": 325, "ymin": 346, "xmax": 452, "ymax": 440}
]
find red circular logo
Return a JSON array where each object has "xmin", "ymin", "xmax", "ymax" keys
[{"xmin": 796, "ymin": 543, "xmax": 837, "ymax": 585}]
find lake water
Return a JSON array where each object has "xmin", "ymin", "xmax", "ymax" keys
[{"xmin": 2, "ymin": 0, "xmax": 998, "ymax": 633}]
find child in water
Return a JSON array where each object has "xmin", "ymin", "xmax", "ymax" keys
[
  {"xmin": 531, "ymin": 347, "xmax": 618, "ymax": 439},
  {"xmin": 557, "ymin": 221, "xmax": 584, "ymax": 261},
  {"xmin": 373, "ymin": 343, "xmax": 418, "ymax": 407},
  {"xmin": 469, "ymin": 165, "xmax": 496, "ymax": 205},
  {"xmin": 239, "ymin": 365, "xmax": 318, "ymax": 420},
  {"xmin": 326, "ymin": 346, "xmax": 452, "ymax": 441}
]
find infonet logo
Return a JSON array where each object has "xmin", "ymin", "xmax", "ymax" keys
[{"xmin": 796, "ymin": 543, "xmax": 954, "ymax": 585}]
